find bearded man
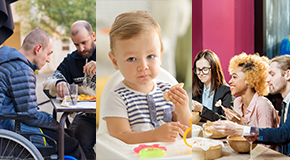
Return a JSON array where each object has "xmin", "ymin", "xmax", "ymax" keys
[{"xmin": 43, "ymin": 20, "xmax": 96, "ymax": 160}]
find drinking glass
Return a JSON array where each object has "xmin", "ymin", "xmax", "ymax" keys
[
  {"xmin": 243, "ymin": 118, "xmax": 259, "ymax": 160},
  {"xmin": 63, "ymin": 83, "xmax": 78, "ymax": 106}
]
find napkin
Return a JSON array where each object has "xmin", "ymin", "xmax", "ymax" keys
[
  {"xmin": 61, "ymin": 100, "xmax": 70, "ymax": 107},
  {"xmin": 192, "ymin": 137, "xmax": 223, "ymax": 151}
]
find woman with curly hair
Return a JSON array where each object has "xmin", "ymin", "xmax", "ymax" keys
[
  {"xmin": 225, "ymin": 52, "xmax": 279, "ymax": 129},
  {"xmin": 192, "ymin": 50, "xmax": 234, "ymax": 121}
]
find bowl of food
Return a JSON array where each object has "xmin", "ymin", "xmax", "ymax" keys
[
  {"xmin": 192, "ymin": 112, "xmax": 201, "ymax": 124},
  {"xmin": 191, "ymin": 137, "xmax": 223, "ymax": 160},
  {"xmin": 203, "ymin": 122, "xmax": 227, "ymax": 139},
  {"xmin": 227, "ymin": 135, "xmax": 257, "ymax": 153},
  {"xmin": 191, "ymin": 124, "xmax": 203, "ymax": 137}
]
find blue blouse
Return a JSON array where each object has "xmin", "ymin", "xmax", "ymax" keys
[{"xmin": 202, "ymin": 84, "xmax": 215, "ymax": 111}]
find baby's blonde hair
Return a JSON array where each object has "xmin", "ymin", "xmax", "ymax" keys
[
  {"xmin": 228, "ymin": 52, "xmax": 270, "ymax": 96},
  {"xmin": 109, "ymin": 10, "xmax": 163, "ymax": 53}
]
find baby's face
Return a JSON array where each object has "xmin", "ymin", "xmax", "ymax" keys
[{"xmin": 112, "ymin": 30, "xmax": 162, "ymax": 92}]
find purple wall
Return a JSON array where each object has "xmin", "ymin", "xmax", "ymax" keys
[
  {"xmin": 192, "ymin": 0, "xmax": 254, "ymax": 82},
  {"xmin": 192, "ymin": 0, "xmax": 203, "ymax": 68}
]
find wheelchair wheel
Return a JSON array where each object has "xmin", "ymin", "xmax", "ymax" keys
[{"xmin": 0, "ymin": 129, "xmax": 43, "ymax": 160}]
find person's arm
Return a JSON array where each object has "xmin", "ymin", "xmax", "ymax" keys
[
  {"xmin": 192, "ymin": 95, "xmax": 222, "ymax": 121},
  {"xmin": 223, "ymin": 97, "xmax": 279, "ymax": 138},
  {"xmin": 168, "ymin": 85, "xmax": 191, "ymax": 130},
  {"xmin": 200, "ymin": 106, "xmax": 222, "ymax": 121},
  {"xmin": 42, "ymin": 56, "xmax": 72, "ymax": 98},
  {"xmin": 194, "ymin": 85, "xmax": 234, "ymax": 121},
  {"xmin": 83, "ymin": 60, "xmax": 96, "ymax": 77},
  {"xmin": 256, "ymin": 116, "xmax": 290, "ymax": 145},
  {"xmin": 213, "ymin": 117, "xmax": 290, "ymax": 146},
  {"xmin": 213, "ymin": 120, "xmax": 243, "ymax": 135},
  {"xmin": 105, "ymin": 117, "xmax": 187, "ymax": 144},
  {"xmin": 215, "ymin": 85, "xmax": 234, "ymax": 119},
  {"xmin": 213, "ymin": 119, "xmax": 290, "ymax": 146},
  {"xmin": 223, "ymin": 108, "xmax": 243, "ymax": 124},
  {"xmin": 42, "ymin": 71, "xmax": 67, "ymax": 98},
  {"xmin": 11, "ymin": 68, "xmax": 59, "ymax": 130}
]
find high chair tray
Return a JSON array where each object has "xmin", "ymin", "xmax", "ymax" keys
[{"xmin": 95, "ymin": 133, "xmax": 192, "ymax": 160}]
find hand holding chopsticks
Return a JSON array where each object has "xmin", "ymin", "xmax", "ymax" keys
[{"xmin": 215, "ymin": 100, "xmax": 242, "ymax": 122}]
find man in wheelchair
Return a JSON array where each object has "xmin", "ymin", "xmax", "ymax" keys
[{"xmin": 0, "ymin": 29, "xmax": 86, "ymax": 159}]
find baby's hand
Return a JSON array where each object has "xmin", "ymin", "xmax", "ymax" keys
[
  {"xmin": 167, "ymin": 85, "xmax": 188, "ymax": 115},
  {"xmin": 153, "ymin": 122, "xmax": 188, "ymax": 142}
]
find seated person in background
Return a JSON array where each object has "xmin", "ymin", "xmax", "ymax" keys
[
  {"xmin": 213, "ymin": 55, "xmax": 290, "ymax": 155},
  {"xmin": 192, "ymin": 49, "xmax": 234, "ymax": 121},
  {"xmin": 225, "ymin": 53, "xmax": 279, "ymax": 128},
  {"xmin": 42, "ymin": 20, "xmax": 96, "ymax": 159},
  {"xmin": 0, "ymin": 29, "xmax": 86, "ymax": 159},
  {"xmin": 103, "ymin": 10, "xmax": 191, "ymax": 144}
]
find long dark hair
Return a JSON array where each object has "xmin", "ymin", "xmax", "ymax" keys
[{"xmin": 192, "ymin": 50, "xmax": 226, "ymax": 96}]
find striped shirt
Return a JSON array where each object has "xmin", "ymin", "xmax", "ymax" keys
[{"xmin": 103, "ymin": 80, "xmax": 175, "ymax": 132}]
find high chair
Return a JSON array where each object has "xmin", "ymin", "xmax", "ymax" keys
[{"xmin": 95, "ymin": 68, "xmax": 192, "ymax": 159}]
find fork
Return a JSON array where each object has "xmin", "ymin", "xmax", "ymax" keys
[{"xmin": 83, "ymin": 58, "xmax": 88, "ymax": 86}]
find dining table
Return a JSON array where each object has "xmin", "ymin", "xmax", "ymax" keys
[
  {"xmin": 193, "ymin": 122, "xmax": 290, "ymax": 159},
  {"xmin": 190, "ymin": 137, "xmax": 290, "ymax": 160},
  {"xmin": 50, "ymin": 98, "xmax": 96, "ymax": 160},
  {"xmin": 216, "ymin": 143, "xmax": 290, "ymax": 160}
]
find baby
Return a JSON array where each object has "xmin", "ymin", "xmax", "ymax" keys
[{"xmin": 102, "ymin": 10, "xmax": 191, "ymax": 144}]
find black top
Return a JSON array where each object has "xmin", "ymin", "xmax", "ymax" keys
[
  {"xmin": 56, "ymin": 49, "xmax": 96, "ymax": 85},
  {"xmin": 192, "ymin": 84, "xmax": 234, "ymax": 121}
]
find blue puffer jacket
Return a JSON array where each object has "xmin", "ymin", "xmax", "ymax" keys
[{"xmin": 0, "ymin": 46, "xmax": 59, "ymax": 131}]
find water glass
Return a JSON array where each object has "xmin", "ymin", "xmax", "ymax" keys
[{"xmin": 63, "ymin": 83, "xmax": 78, "ymax": 106}]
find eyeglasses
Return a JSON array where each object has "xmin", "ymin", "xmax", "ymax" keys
[{"xmin": 193, "ymin": 67, "xmax": 211, "ymax": 75}]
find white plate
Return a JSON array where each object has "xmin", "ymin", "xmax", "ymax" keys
[{"xmin": 56, "ymin": 97, "xmax": 96, "ymax": 102}]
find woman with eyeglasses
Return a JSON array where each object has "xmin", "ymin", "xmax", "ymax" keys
[{"xmin": 192, "ymin": 49, "xmax": 234, "ymax": 121}]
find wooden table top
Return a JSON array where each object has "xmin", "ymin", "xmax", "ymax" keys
[
  {"xmin": 193, "ymin": 121, "xmax": 290, "ymax": 159},
  {"xmin": 217, "ymin": 144, "xmax": 290, "ymax": 160}
]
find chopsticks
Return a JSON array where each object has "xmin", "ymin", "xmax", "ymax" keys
[{"xmin": 215, "ymin": 100, "xmax": 240, "ymax": 121}]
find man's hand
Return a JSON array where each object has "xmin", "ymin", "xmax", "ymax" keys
[
  {"xmin": 213, "ymin": 120, "xmax": 243, "ymax": 135},
  {"xmin": 56, "ymin": 82, "xmax": 68, "ymax": 98},
  {"xmin": 83, "ymin": 60, "xmax": 96, "ymax": 77}
]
